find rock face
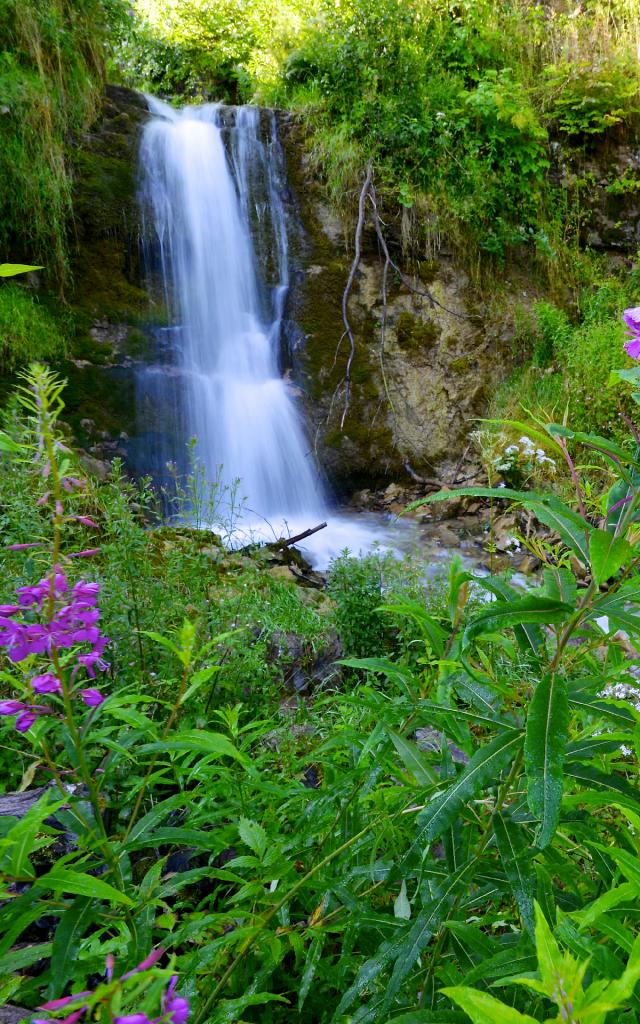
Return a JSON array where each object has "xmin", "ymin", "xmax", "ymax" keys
[
  {"xmin": 550, "ymin": 128, "xmax": 640, "ymax": 253},
  {"xmin": 279, "ymin": 114, "xmax": 495, "ymax": 494}
]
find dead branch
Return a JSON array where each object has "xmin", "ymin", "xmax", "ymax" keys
[
  {"xmin": 367, "ymin": 184, "xmax": 476, "ymax": 322},
  {"xmin": 275, "ymin": 521, "xmax": 328, "ymax": 548},
  {"xmin": 340, "ymin": 161, "xmax": 373, "ymax": 428}
]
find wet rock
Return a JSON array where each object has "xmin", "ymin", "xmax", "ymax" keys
[
  {"xmin": 0, "ymin": 1006, "xmax": 30, "ymax": 1024},
  {"xmin": 490, "ymin": 513, "xmax": 520, "ymax": 553},
  {"xmin": 415, "ymin": 726, "xmax": 469, "ymax": 764},
  {"xmin": 263, "ymin": 722, "xmax": 315, "ymax": 751},
  {"xmin": 78, "ymin": 452, "xmax": 112, "ymax": 481},
  {"xmin": 266, "ymin": 629, "xmax": 344, "ymax": 693}
]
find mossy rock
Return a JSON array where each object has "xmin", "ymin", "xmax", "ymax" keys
[
  {"xmin": 395, "ymin": 312, "xmax": 441, "ymax": 351},
  {"xmin": 449, "ymin": 355, "xmax": 473, "ymax": 373}
]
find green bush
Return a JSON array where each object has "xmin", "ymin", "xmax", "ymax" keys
[
  {"xmin": 0, "ymin": 284, "xmax": 66, "ymax": 370},
  {"xmin": 0, "ymin": 0, "xmax": 126, "ymax": 282}
]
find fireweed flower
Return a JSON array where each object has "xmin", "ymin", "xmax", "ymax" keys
[
  {"xmin": 80, "ymin": 688, "xmax": 104, "ymax": 708},
  {"xmin": 31, "ymin": 673, "xmax": 62, "ymax": 694},
  {"xmin": 163, "ymin": 977, "xmax": 189, "ymax": 1024},
  {"xmin": 623, "ymin": 306, "xmax": 640, "ymax": 359},
  {"xmin": 0, "ymin": 571, "xmax": 109, "ymax": 732},
  {"xmin": 34, "ymin": 951, "xmax": 189, "ymax": 1024}
]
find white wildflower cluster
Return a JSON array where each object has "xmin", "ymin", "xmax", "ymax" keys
[
  {"xmin": 492, "ymin": 435, "xmax": 556, "ymax": 477},
  {"xmin": 600, "ymin": 677, "xmax": 640, "ymax": 757},
  {"xmin": 602, "ymin": 678, "xmax": 640, "ymax": 713}
]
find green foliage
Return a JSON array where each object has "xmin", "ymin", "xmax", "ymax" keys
[
  {"xmin": 0, "ymin": 284, "xmax": 66, "ymax": 370},
  {"xmin": 494, "ymin": 271, "xmax": 640, "ymax": 438},
  {"xmin": 116, "ymin": 0, "xmax": 640, "ymax": 268},
  {"xmin": 0, "ymin": 368, "xmax": 638, "ymax": 1020},
  {"xmin": 0, "ymin": 0, "xmax": 126, "ymax": 281}
]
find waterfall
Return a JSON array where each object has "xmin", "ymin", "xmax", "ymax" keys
[{"xmin": 138, "ymin": 98, "xmax": 325, "ymax": 533}]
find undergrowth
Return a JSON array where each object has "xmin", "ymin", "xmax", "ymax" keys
[
  {"xmin": 0, "ymin": 361, "xmax": 638, "ymax": 1023},
  {"xmin": 0, "ymin": 0, "xmax": 127, "ymax": 283}
]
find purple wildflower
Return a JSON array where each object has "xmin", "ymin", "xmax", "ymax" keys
[
  {"xmin": 61, "ymin": 477, "xmax": 85, "ymax": 492},
  {"xmin": 72, "ymin": 581, "xmax": 100, "ymax": 604},
  {"xmin": 113, "ymin": 1016, "xmax": 152, "ymax": 1024},
  {"xmin": 31, "ymin": 673, "xmax": 62, "ymax": 695},
  {"xmin": 623, "ymin": 306, "xmax": 640, "ymax": 359},
  {"xmin": 33, "ymin": 1011, "xmax": 87, "ymax": 1024},
  {"xmin": 71, "ymin": 516, "xmax": 99, "ymax": 529},
  {"xmin": 0, "ymin": 700, "xmax": 29, "ymax": 715},
  {"xmin": 0, "ymin": 703, "xmax": 50, "ymax": 733},
  {"xmin": 163, "ymin": 977, "xmax": 189, "ymax": 1024},
  {"xmin": 68, "ymin": 549, "xmax": 100, "ymax": 559},
  {"xmin": 7, "ymin": 542, "xmax": 45, "ymax": 551},
  {"xmin": 80, "ymin": 688, "xmax": 104, "ymax": 708},
  {"xmin": 121, "ymin": 948, "xmax": 166, "ymax": 979},
  {"xmin": 15, "ymin": 710, "xmax": 39, "ymax": 732},
  {"xmin": 39, "ymin": 994, "xmax": 91, "ymax": 1012}
]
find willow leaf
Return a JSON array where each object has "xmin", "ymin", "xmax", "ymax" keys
[
  {"xmin": 462, "ymin": 597, "xmax": 572, "ymax": 649},
  {"xmin": 589, "ymin": 530, "xmax": 634, "ymax": 587},
  {"xmin": 389, "ymin": 729, "xmax": 438, "ymax": 786},
  {"xmin": 493, "ymin": 812, "xmax": 535, "ymax": 934},
  {"xmin": 401, "ymin": 731, "xmax": 523, "ymax": 867},
  {"xmin": 524, "ymin": 674, "xmax": 569, "ymax": 848},
  {"xmin": 441, "ymin": 986, "xmax": 538, "ymax": 1024},
  {"xmin": 49, "ymin": 896, "xmax": 94, "ymax": 996}
]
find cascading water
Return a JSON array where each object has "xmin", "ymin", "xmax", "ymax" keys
[
  {"xmin": 138, "ymin": 98, "xmax": 324, "ymax": 531},
  {"xmin": 137, "ymin": 97, "xmax": 413, "ymax": 565}
]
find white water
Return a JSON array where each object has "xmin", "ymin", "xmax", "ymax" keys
[{"xmin": 139, "ymin": 98, "xmax": 412, "ymax": 567}]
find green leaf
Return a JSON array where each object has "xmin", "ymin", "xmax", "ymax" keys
[
  {"xmin": 0, "ymin": 942, "xmax": 51, "ymax": 973},
  {"xmin": 339, "ymin": 657, "xmax": 417, "ymax": 697},
  {"xmin": 382, "ymin": 860, "xmax": 477, "ymax": 1012},
  {"xmin": 389, "ymin": 729, "xmax": 438, "ymax": 786},
  {"xmin": 0, "ymin": 431, "xmax": 20, "ymax": 453},
  {"xmin": 208, "ymin": 992, "xmax": 287, "ymax": 1024},
  {"xmin": 524, "ymin": 674, "xmax": 568, "ymax": 848},
  {"xmin": 238, "ymin": 818, "xmax": 268, "ymax": 859},
  {"xmin": 0, "ymin": 793, "xmax": 63, "ymax": 878},
  {"xmin": 592, "ymin": 844, "xmax": 640, "ymax": 889},
  {"xmin": 35, "ymin": 867, "xmax": 134, "ymax": 906},
  {"xmin": 298, "ymin": 933, "xmax": 326, "ymax": 1012},
  {"xmin": 589, "ymin": 530, "xmax": 634, "ymax": 587},
  {"xmin": 524, "ymin": 496, "xmax": 591, "ymax": 563},
  {"xmin": 542, "ymin": 566, "xmax": 577, "ymax": 606},
  {"xmin": 49, "ymin": 896, "xmax": 94, "ymax": 996},
  {"xmin": 405, "ymin": 486, "xmax": 534, "ymax": 515},
  {"xmin": 462, "ymin": 597, "xmax": 572, "ymax": 649},
  {"xmin": 333, "ymin": 861, "xmax": 475, "ymax": 1022},
  {"xmin": 533, "ymin": 901, "xmax": 562, "ymax": 991},
  {"xmin": 493, "ymin": 811, "xmax": 535, "ymax": 934},
  {"xmin": 140, "ymin": 730, "xmax": 248, "ymax": 765},
  {"xmin": 601, "ymin": 932, "xmax": 640, "ymax": 1006},
  {"xmin": 565, "ymin": 762, "xmax": 640, "ymax": 806},
  {"xmin": 441, "ymin": 986, "xmax": 538, "ymax": 1023},
  {"xmin": 394, "ymin": 880, "xmax": 411, "ymax": 920},
  {"xmin": 568, "ymin": 689, "xmax": 637, "ymax": 728},
  {"xmin": 403, "ymin": 731, "xmax": 523, "ymax": 864},
  {"xmin": 0, "ymin": 263, "xmax": 43, "ymax": 277},
  {"xmin": 572, "ymin": 883, "xmax": 638, "ymax": 928},
  {"xmin": 546, "ymin": 424, "xmax": 631, "ymax": 464},
  {"xmin": 121, "ymin": 792, "xmax": 192, "ymax": 851}
]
